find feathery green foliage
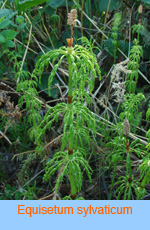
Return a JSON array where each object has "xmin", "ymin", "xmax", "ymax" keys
[
  {"xmin": 126, "ymin": 24, "xmax": 144, "ymax": 93},
  {"xmin": 146, "ymin": 105, "xmax": 150, "ymax": 151},
  {"xmin": 136, "ymin": 157, "xmax": 150, "ymax": 200},
  {"xmin": 115, "ymin": 175, "xmax": 139, "ymax": 200},
  {"xmin": 33, "ymin": 34, "xmax": 101, "ymax": 198},
  {"xmin": 1, "ymin": 1, "xmax": 150, "ymax": 201},
  {"xmin": 111, "ymin": 12, "xmax": 121, "ymax": 63},
  {"xmin": 119, "ymin": 93, "xmax": 145, "ymax": 131}
]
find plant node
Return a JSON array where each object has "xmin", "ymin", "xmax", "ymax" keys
[
  {"xmin": 67, "ymin": 95, "xmax": 73, "ymax": 104},
  {"xmin": 128, "ymin": 177, "xmax": 132, "ymax": 183},
  {"xmin": 66, "ymin": 38, "xmax": 73, "ymax": 48}
]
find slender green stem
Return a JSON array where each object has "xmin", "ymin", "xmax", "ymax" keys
[
  {"xmin": 67, "ymin": 48, "xmax": 73, "ymax": 152},
  {"xmin": 67, "ymin": 50, "xmax": 73, "ymax": 97},
  {"xmin": 67, "ymin": 47, "xmax": 76, "ymax": 198},
  {"xmin": 126, "ymin": 136, "xmax": 132, "ymax": 181},
  {"xmin": 69, "ymin": 156, "xmax": 76, "ymax": 199},
  {"xmin": 69, "ymin": 133, "xmax": 74, "ymax": 151},
  {"xmin": 127, "ymin": 152, "xmax": 132, "ymax": 179},
  {"xmin": 68, "ymin": 108, "xmax": 74, "ymax": 151}
]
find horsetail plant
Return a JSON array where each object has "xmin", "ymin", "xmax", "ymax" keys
[
  {"xmin": 135, "ymin": 101, "xmax": 150, "ymax": 199},
  {"xmin": 106, "ymin": 114, "xmax": 145, "ymax": 200},
  {"xmin": 126, "ymin": 20, "xmax": 144, "ymax": 93},
  {"xmin": 33, "ymin": 9, "xmax": 101, "ymax": 199},
  {"xmin": 136, "ymin": 158, "xmax": 150, "ymax": 200},
  {"xmin": 126, "ymin": 38, "xmax": 143, "ymax": 93},
  {"xmin": 114, "ymin": 119, "xmax": 139, "ymax": 200},
  {"xmin": 111, "ymin": 12, "xmax": 121, "ymax": 64}
]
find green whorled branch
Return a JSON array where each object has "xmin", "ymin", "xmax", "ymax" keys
[{"xmin": 43, "ymin": 148, "xmax": 92, "ymax": 197}]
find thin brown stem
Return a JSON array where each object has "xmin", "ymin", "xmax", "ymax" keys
[{"xmin": 71, "ymin": 26, "xmax": 73, "ymax": 41}]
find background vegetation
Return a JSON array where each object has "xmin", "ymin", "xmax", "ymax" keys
[{"xmin": 0, "ymin": 0, "xmax": 150, "ymax": 200}]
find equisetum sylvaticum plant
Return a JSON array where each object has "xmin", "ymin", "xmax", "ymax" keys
[
  {"xmin": 32, "ymin": 9, "xmax": 101, "ymax": 199},
  {"xmin": 105, "ymin": 6, "xmax": 150, "ymax": 200},
  {"xmin": 114, "ymin": 119, "xmax": 138, "ymax": 200},
  {"xmin": 111, "ymin": 12, "xmax": 121, "ymax": 64}
]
